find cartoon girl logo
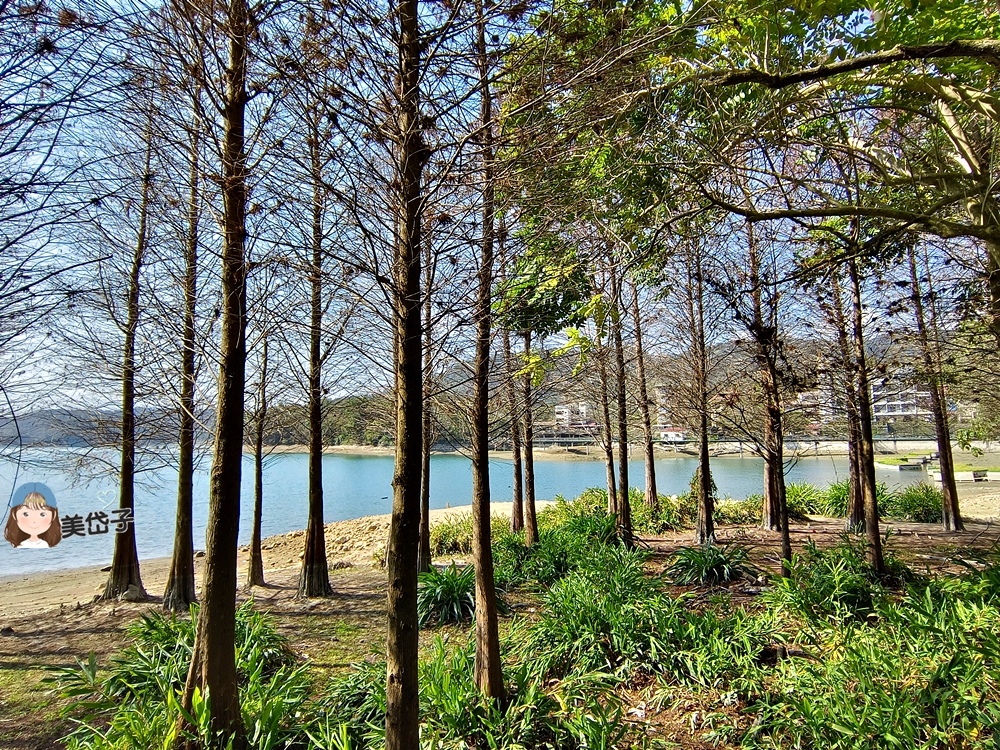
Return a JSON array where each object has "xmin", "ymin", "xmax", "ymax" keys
[{"xmin": 4, "ymin": 483, "xmax": 61, "ymax": 549}]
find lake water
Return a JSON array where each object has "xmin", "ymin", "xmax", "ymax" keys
[{"xmin": 0, "ymin": 448, "xmax": 928, "ymax": 576}]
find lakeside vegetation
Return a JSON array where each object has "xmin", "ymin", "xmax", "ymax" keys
[
  {"xmin": 44, "ymin": 487, "xmax": 1000, "ymax": 749},
  {"xmin": 6, "ymin": 0, "xmax": 1000, "ymax": 746}
]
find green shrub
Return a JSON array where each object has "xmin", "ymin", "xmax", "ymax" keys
[
  {"xmin": 747, "ymin": 587, "xmax": 1000, "ymax": 749},
  {"xmin": 785, "ymin": 482, "xmax": 823, "ymax": 519},
  {"xmin": 668, "ymin": 544, "xmax": 755, "ymax": 585},
  {"xmin": 885, "ymin": 482, "xmax": 942, "ymax": 523},
  {"xmin": 763, "ymin": 537, "xmax": 892, "ymax": 624},
  {"xmin": 714, "ymin": 496, "xmax": 762, "ymax": 525},
  {"xmin": 417, "ymin": 564, "xmax": 476, "ymax": 626},
  {"xmin": 430, "ymin": 513, "xmax": 509, "ymax": 556},
  {"xmin": 51, "ymin": 601, "xmax": 308, "ymax": 750},
  {"xmin": 812, "ymin": 480, "xmax": 901, "ymax": 519}
]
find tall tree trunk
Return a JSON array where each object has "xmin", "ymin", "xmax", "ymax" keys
[
  {"xmin": 597, "ymin": 342, "xmax": 617, "ymax": 515},
  {"xmin": 102, "ymin": 120, "xmax": 152, "ymax": 603},
  {"xmin": 176, "ymin": 0, "xmax": 249, "ymax": 744},
  {"xmin": 828, "ymin": 272, "xmax": 865, "ymax": 531},
  {"xmin": 499, "ymin": 223, "xmax": 523, "ymax": 533},
  {"xmin": 385, "ymin": 0, "xmax": 425, "ymax": 742},
  {"xmin": 299, "ymin": 114, "xmax": 332, "ymax": 598},
  {"xmin": 418, "ymin": 218, "xmax": 433, "ymax": 573},
  {"xmin": 503, "ymin": 328, "xmax": 523, "ymax": 532},
  {"xmin": 908, "ymin": 247, "xmax": 963, "ymax": 531},
  {"xmin": 689, "ymin": 244, "xmax": 714, "ymax": 545},
  {"xmin": 522, "ymin": 331, "xmax": 538, "ymax": 546},
  {"xmin": 164, "ymin": 104, "xmax": 199, "ymax": 611},
  {"xmin": 247, "ymin": 336, "xmax": 268, "ymax": 587},
  {"xmin": 470, "ymin": 10, "xmax": 504, "ymax": 695},
  {"xmin": 764, "ymin": 377, "xmax": 792, "ymax": 571},
  {"xmin": 847, "ymin": 257, "xmax": 885, "ymax": 575},
  {"xmin": 609, "ymin": 265, "xmax": 631, "ymax": 544},
  {"xmin": 630, "ymin": 285, "xmax": 657, "ymax": 513}
]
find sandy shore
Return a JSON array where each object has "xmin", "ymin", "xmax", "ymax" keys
[{"xmin": 0, "ymin": 502, "xmax": 551, "ymax": 621}]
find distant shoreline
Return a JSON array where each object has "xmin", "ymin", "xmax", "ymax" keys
[{"xmin": 250, "ymin": 439, "xmax": 1000, "ymax": 461}]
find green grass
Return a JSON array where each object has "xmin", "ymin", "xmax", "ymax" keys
[{"xmin": 0, "ymin": 667, "xmax": 70, "ymax": 750}]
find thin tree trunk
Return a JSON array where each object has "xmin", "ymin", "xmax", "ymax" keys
[
  {"xmin": 630, "ymin": 285, "xmax": 657, "ymax": 513},
  {"xmin": 418, "ymin": 217, "xmax": 433, "ymax": 573},
  {"xmin": 384, "ymin": 0, "xmax": 425, "ymax": 741},
  {"xmin": 470, "ymin": 9, "xmax": 504, "ymax": 694},
  {"xmin": 689, "ymin": 244, "xmax": 714, "ymax": 545},
  {"xmin": 503, "ymin": 328, "xmax": 523, "ymax": 531},
  {"xmin": 847, "ymin": 257, "xmax": 885, "ymax": 575},
  {"xmin": 103, "ymin": 119, "xmax": 152, "ymax": 603},
  {"xmin": 597, "ymin": 343, "xmax": 617, "ymax": 515},
  {"xmin": 609, "ymin": 265, "xmax": 632, "ymax": 544},
  {"xmin": 299, "ymin": 114, "xmax": 332, "ymax": 598},
  {"xmin": 908, "ymin": 247, "xmax": 963, "ymax": 531},
  {"xmin": 829, "ymin": 272, "xmax": 865, "ymax": 531},
  {"xmin": 522, "ymin": 331, "xmax": 538, "ymax": 546},
  {"xmin": 164, "ymin": 104, "xmax": 199, "ymax": 611},
  {"xmin": 248, "ymin": 336, "xmax": 268, "ymax": 587},
  {"xmin": 176, "ymin": 0, "xmax": 249, "ymax": 743}
]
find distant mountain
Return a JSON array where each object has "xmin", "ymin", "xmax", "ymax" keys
[{"xmin": 0, "ymin": 407, "xmax": 214, "ymax": 447}]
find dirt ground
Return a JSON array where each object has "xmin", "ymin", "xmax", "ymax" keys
[{"xmin": 1, "ymin": 489, "xmax": 999, "ymax": 750}]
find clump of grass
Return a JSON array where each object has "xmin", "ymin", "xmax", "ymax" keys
[
  {"xmin": 417, "ymin": 564, "xmax": 476, "ymax": 626},
  {"xmin": 429, "ymin": 513, "xmax": 509, "ymax": 556},
  {"xmin": 668, "ymin": 543, "xmax": 755, "ymax": 585},
  {"xmin": 762, "ymin": 536, "xmax": 910, "ymax": 624},
  {"xmin": 885, "ymin": 482, "xmax": 942, "ymax": 523},
  {"xmin": 50, "ymin": 601, "xmax": 308, "ymax": 750}
]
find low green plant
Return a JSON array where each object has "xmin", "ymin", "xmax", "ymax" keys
[
  {"xmin": 784, "ymin": 482, "xmax": 823, "ymax": 519},
  {"xmin": 668, "ymin": 543, "xmax": 755, "ymax": 585},
  {"xmin": 885, "ymin": 482, "xmax": 943, "ymax": 523},
  {"xmin": 417, "ymin": 564, "xmax": 476, "ymax": 626},
  {"xmin": 763, "ymin": 537, "xmax": 896, "ymax": 624},
  {"xmin": 747, "ymin": 586, "xmax": 1000, "ymax": 749},
  {"xmin": 714, "ymin": 496, "xmax": 763, "ymax": 525},
  {"xmin": 50, "ymin": 601, "xmax": 307, "ymax": 750}
]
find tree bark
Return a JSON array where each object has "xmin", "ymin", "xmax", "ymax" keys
[
  {"xmin": 847, "ymin": 257, "xmax": 885, "ymax": 575},
  {"xmin": 248, "ymin": 336, "xmax": 268, "ymax": 588},
  {"xmin": 176, "ymin": 0, "xmax": 249, "ymax": 743},
  {"xmin": 470, "ymin": 7, "xmax": 504, "ymax": 695},
  {"xmin": 418, "ymin": 217, "xmax": 433, "ymax": 573},
  {"xmin": 503, "ymin": 328, "xmax": 523, "ymax": 532},
  {"xmin": 385, "ymin": 0, "xmax": 425, "ymax": 742},
  {"xmin": 522, "ymin": 331, "xmax": 538, "ymax": 546},
  {"xmin": 102, "ymin": 118, "xmax": 152, "ymax": 603},
  {"xmin": 689, "ymin": 244, "xmax": 714, "ymax": 545},
  {"xmin": 609, "ymin": 265, "xmax": 631, "ymax": 544},
  {"xmin": 908, "ymin": 247, "xmax": 963, "ymax": 531},
  {"xmin": 299, "ymin": 112, "xmax": 332, "ymax": 598},
  {"xmin": 164, "ymin": 100, "xmax": 199, "ymax": 612},
  {"xmin": 828, "ymin": 272, "xmax": 865, "ymax": 531},
  {"xmin": 597, "ymin": 342, "xmax": 617, "ymax": 516},
  {"xmin": 630, "ymin": 285, "xmax": 657, "ymax": 513}
]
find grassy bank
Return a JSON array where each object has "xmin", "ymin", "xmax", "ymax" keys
[{"xmin": 33, "ymin": 482, "xmax": 1000, "ymax": 750}]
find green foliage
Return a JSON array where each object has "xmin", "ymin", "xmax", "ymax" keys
[
  {"xmin": 785, "ymin": 482, "xmax": 824, "ymax": 519},
  {"xmin": 417, "ymin": 564, "xmax": 476, "ymax": 626},
  {"xmin": 50, "ymin": 602, "xmax": 307, "ymax": 750},
  {"xmin": 668, "ymin": 544, "xmax": 755, "ymax": 585},
  {"xmin": 429, "ymin": 513, "xmax": 509, "ymax": 556},
  {"xmin": 714, "ymin": 496, "xmax": 763, "ymax": 525},
  {"xmin": 887, "ymin": 482, "xmax": 943, "ymax": 523},
  {"xmin": 763, "ymin": 537, "xmax": 901, "ymax": 624},
  {"xmin": 746, "ymin": 587, "xmax": 1000, "ymax": 749}
]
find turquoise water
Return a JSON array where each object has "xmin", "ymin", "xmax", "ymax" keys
[{"xmin": 0, "ymin": 448, "xmax": 926, "ymax": 575}]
